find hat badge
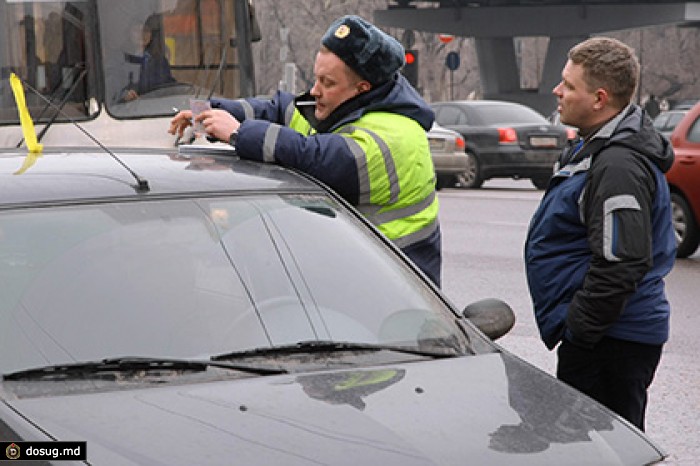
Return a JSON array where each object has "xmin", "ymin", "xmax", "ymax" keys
[{"xmin": 334, "ymin": 24, "xmax": 350, "ymax": 39}]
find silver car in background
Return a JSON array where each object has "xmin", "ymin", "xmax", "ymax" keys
[{"xmin": 427, "ymin": 123, "xmax": 468, "ymax": 190}]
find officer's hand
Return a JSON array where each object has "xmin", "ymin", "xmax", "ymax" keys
[
  {"xmin": 169, "ymin": 110, "xmax": 193, "ymax": 138},
  {"xmin": 198, "ymin": 109, "xmax": 241, "ymax": 143}
]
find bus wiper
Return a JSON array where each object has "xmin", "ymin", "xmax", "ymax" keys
[
  {"xmin": 16, "ymin": 65, "xmax": 88, "ymax": 148},
  {"xmin": 3, "ymin": 356, "xmax": 286, "ymax": 381},
  {"xmin": 212, "ymin": 340, "xmax": 459, "ymax": 362}
]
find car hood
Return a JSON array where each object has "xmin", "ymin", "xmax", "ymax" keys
[{"xmin": 2, "ymin": 353, "xmax": 664, "ymax": 465}]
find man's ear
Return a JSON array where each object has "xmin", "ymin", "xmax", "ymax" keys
[
  {"xmin": 593, "ymin": 88, "xmax": 609, "ymax": 110},
  {"xmin": 357, "ymin": 80, "xmax": 371, "ymax": 94}
]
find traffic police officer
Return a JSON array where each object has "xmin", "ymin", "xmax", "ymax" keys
[{"xmin": 169, "ymin": 15, "xmax": 442, "ymax": 286}]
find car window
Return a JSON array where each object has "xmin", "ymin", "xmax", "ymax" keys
[
  {"xmin": 653, "ymin": 113, "xmax": 669, "ymax": 130},
  {"xmin": 686, "ymin": 116, "xmax": 700, "ymax": 143},
  {"xmin": 667, "ymin": 112, "xmax": 686, "ymax": 130},
  {"xmin": 435, "ymin": 105, "xmax": 468, "ymax": 126},
  {"xmin": 0, "ymin": 194, "xmax": 470, "ymax": 375},
  {"xmin": 474, "ymin": 104, "xmax": 547, "ymax": 126}
]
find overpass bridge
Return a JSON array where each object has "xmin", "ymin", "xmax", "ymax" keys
[{"xmin": 374, "ymin": 1, "xmax": 700, "ymax": 114}]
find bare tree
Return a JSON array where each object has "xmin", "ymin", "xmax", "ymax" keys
[
  {"xmin": 612, "ymin": 25, "xmax": 700, "ymax": 105},
  {"xmin": 249, "ymin": 1, "xmax": 699, "ymax": 107},
  {"xmin": 252, "ymin": 0, "xmax": 376, "ymax": 94}
]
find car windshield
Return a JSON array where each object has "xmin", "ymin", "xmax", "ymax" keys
[{"xmin": 0, "ymin": 194, "xmax": 471, "ymax": 376}]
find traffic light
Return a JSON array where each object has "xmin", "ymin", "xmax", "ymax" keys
[{"xmin": 403, "ymin": 49, "xmax": 419, "ymax": 88}]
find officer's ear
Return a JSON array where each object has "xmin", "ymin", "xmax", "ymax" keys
[{"xmin": 356, "ymin": 80, "xmax": 371, "ymax": 94}]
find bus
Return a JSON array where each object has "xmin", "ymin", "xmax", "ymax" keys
[{"xmin": 0, "ymin": 0, "xmax": 258, "ymax": 147}]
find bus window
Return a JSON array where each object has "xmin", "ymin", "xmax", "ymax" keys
[
  {"xmin": 0, "ymin": 1, "xmax": 99, "ymax": 125},
  {"xmin": 1, "ymin": 0, "xmax": 256, "ymax": 147},
  {"xmin": 102, "ymin": 0, "xmax": 252, "ymax": 119}
]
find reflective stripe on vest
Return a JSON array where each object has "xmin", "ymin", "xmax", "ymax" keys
[
  {"xmin": 337, "ymin": 116, "xmax": 437, "ymax": 247},
  {"xmin": 393, "ymin": 216, "xmax": 439, "ymax": 249},
  {"xmin": 284, "ymin": 109, "xmax": 437, "ymax": 248},
  {"xmin": 338, "ymin": 126, "xmax": 400, "ymax": 206}
]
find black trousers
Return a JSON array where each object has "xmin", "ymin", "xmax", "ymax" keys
[{"xmin": 556, "ymin": 336, "xmax": 662, "ymax": 431}]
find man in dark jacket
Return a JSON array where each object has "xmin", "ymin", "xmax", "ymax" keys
[
  {"xmin": 524, "ymin": 37, "xmax": 675, "ymax": 431},
  {"xmin": 169, "ymin": 15, "xmax": 441, "ymax": 286}
]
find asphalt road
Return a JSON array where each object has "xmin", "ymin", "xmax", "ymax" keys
[{"xmin": 438, "ymin": 179, "xmax": 700, "ymax": 466}]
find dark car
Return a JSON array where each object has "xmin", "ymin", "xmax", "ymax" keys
[
  {"xmin": 653, "ymin": 110, "xmax": 687, "ymax": 139},
  {"xmin": 0, "ymin": 146, "xmax": 667, "ymax": 465},
  {"xmin": 430, "ymin": 100, "xmax": 572, "ymax": 189},
  {"xmin": 666, "ymin": 101, "xmax": 700, "ymax": 257}
]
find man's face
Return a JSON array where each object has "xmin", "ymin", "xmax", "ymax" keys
[
  {"xmin": 310, "ymin": 50, "xmax": 366, "ymax": 121},
  {"xmin": 552, "ymin": 60, "xmax": 598, "ymax": 134}
]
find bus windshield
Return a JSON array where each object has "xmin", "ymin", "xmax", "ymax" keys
[{"xmin": 0, "ymin": 0, "xmax": 255, "ymax": 129}]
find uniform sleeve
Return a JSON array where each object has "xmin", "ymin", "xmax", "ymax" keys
[
  {"xmin": 234, "ymin": 119, "xmax": 361, "ymax": 204},
  {"xmin": 210, "ymin": 90, "xmax": 296, "ymax": 125},
  {"xmin": 565, "ymin": 150, "xmax": 657, "ymax": 348}
]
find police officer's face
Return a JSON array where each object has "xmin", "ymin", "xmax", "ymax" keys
[{"xmin": 310, "ymin": 50, "xmax": 370, "ymax": 121}]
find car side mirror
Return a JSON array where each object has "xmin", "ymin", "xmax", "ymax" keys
[{"xmin": 462, "ymin": 298, "xmax": 515, "ymax": 341}]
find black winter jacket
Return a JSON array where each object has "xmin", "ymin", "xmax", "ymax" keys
[{"xmin": 524, "ymin": 105, "xmax": 676, "ymax": 349}]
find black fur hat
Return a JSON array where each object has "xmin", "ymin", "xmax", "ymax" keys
[{"xmin": 321, "ymin": 15, "xmax": 405, "ymax": 85}]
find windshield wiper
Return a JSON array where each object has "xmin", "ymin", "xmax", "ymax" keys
[
  {"xmin": 3, "ymin": 356, "xmax": 286, "ymax": 381},
  {"xmin": 212, "ymin": 340, "xmax": 459, "ymax": 362}
]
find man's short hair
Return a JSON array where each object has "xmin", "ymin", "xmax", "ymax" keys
[{"xmin": 569, "ymin": 37, "xmax": 639, "ymax": 108}]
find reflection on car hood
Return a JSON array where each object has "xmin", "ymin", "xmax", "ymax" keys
[{"xmin": 2, "ymin": 353, "xmax": 663, "ymax": 465}]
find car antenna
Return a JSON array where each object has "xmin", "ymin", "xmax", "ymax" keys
[{"xmin": 13, "ymin": 76, "xmax": 150, "ymax": 193}]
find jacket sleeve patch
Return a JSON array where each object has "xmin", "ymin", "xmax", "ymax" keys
[{"xmin": 603, "ymin": 194, "xmax": 643, "ymax": 261}]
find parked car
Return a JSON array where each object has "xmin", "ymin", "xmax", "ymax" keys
[
  {"xmin": 427, "ymin": 123, "xmax": 468, "ymax": 189},
  {"xmin": 653, "ymin": 110, "xmax": 687, "ymax": 139},
  {"xmin": 430, "ymin": 100, "xmax": 572, "ymax": 189},
  {"xmin": 666, "ymin": 101, "xmax": 700, "ymax": 257},
  {"xmin": 0, "ymin": 146, "xmax": 667, "ymax": 465},
  {"xmin": 671, "ymin": 98, "xmax": 699, "ymax": 111}
]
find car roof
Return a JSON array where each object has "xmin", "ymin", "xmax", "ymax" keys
[
  {"xmin": 431, "ymin": 100, "xmax": 525, "ymax": 107},
  {"xmin": 656, "ymin": 109, "xmax": 687, "ymax": 118},
  {"xmin": 0, "ymin": 146, "xmax": 323, "ymax": 208}
]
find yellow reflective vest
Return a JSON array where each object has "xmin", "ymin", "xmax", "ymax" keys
[{"xmin": 288, "ymin": 107, "xmax": 438, "ymax": 248}]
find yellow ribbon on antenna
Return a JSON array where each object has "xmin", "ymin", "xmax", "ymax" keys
[
  {"xmin": 13, "ymin": 152, "xmax": 41, "ymax": 175},
  {"xmin": 9, "ymin": 73, "xmax": 43, "ymax": 153}
]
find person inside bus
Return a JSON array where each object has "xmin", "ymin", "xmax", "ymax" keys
[
  {"xmin": 120, "ymin": 14, "xmax": 175, "ymax": 102},
  {"xmin": 168, "ymin": 15, "xmax": 441, "ymax": 287}
]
